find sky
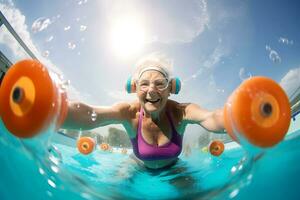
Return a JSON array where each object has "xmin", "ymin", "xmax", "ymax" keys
[{"xmin": 0, "ymin": 0, "xmax": 300, "ymax": 143}]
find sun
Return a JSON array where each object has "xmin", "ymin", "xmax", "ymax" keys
[{"xmin": 110, "ymin": 17, "xmax": 146, "ymax": 58}]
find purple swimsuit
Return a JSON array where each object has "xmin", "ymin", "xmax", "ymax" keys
[{"xmin": 130, "ymin": 108, "xmax": 182, "ymax": 161}]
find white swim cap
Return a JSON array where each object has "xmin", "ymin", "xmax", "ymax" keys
[
  {"xmin": 138, "ymin": 66, "xmax": 169, "ymax": 79},
  {"xmin": 134, "ymin": 53, "xmax": 173, "ymax": 80}
]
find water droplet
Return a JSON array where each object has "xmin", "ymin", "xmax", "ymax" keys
[
  {"xmin": 47, "ymin": 179, "xmax": 56, "ymax": 188},
  {"xmin": 279, "ymin": 37, "xmax": 294, "ymax": 45},
  {"xmin": 81, "ymin": 192, "xmax": 92, "ymax": 199},
  {"xmin": 46, "ymin": 36, "xmax": 54, "ymax": 42},
  {"xmin": 31, "ymin": 17, "xmax": 51, "ymax": 33},
  {"xmin": 91, "ymin": 111, "xmax": 97, "ymax": 121},
  {"xmin": 43, "ymin": 50, "xmax": 50, "ymax": 58},
  {"xmin": 78, "ymin": 0, "xmax": 88, "ymax": 5},
  {"xmin": 64, "ymin": 26, "xmax": 71, "ymax": 31},
  {"xmin": 68, "ymin": 42, "xmax": 76, "ymax": 50},
  {"xmin": 46, "ymin": 191, "xmax": 53, "ymax": 197},
  {"xmin": 60, "ymin": 80, "xmax": 70, "ymax": 91},
  {"xmin": 231, "ymin": 166, "xmax": 237, "ymax": 173},
  {"xmin": 239, "ymin": 67, "xmax": 252, "ymax": 80},
  {"xmin": 80, "ymin": 25, "xmax": 87, "ymax": 31},
  {"xmin": 238, "ymin": 164, "xmax": 243, "ymax": 171},
  {"xmin": 269, "ymin": 50, "xmax": 281, "ymax": 63},
  {"xmin": 247, "ymin": 174, "xmax": 253, "ymax": 180},
  {"xmin": 51, "ymin": 165, "xmax": 59, "ymax": 173},
  {"xmin": 39, "ymin": 167, "xmax": 45, "ymax": 175},
  {"xmin": 229, "ymin": 189, "xmax": 239, "ymax": 199}
]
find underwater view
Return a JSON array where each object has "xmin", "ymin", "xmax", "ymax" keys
[{"xmin": 0, "ymin": 0, "xmax": 300, "ymax": 199}]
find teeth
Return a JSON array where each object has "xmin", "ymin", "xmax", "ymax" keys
[{"xmin": 146, "ymin": 99, "xmax": 160, "ymax": 103}]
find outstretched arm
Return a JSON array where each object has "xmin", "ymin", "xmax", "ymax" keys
[
  {"xmin": 61, "ymin": 101, "xmax": 132, "ymax": 130},
  {"xmin": 182, "ymin": 103, "xmax": 225, "ymax": 133}
]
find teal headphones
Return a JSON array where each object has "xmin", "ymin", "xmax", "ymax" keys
[{"xmin": 125, "ymin": 76, "xmax": 181, "ymax": 94}]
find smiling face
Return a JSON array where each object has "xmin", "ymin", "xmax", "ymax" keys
[{"xmin": 136, "ymin": 70, "xmax": 170, "ymax": 115}]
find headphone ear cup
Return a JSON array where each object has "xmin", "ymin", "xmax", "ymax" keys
[
  {"xmin": 125, "ymin": 77, "xmax": 136, "ymax": 93},
  {"xmin": 170, "ymin": 77, "xmax": 181, "ymax": 94}
]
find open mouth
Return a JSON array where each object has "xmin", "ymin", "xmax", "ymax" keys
[{"xmin": 145, "ymin": 98, "xmax": 161, "ymax": 104}]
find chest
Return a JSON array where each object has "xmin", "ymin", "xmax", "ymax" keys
[
  {"xmin": 142, "ymin": 117, "xmax": 172, "ymax": 146},
  {"xmin": 131, "ymin": 111, "xmax": 180, "ymax": 146}
]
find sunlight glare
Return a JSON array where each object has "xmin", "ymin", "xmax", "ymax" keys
[{"xmin": 110, "ymin": 17, "xmax": 146, "ymax": 58}]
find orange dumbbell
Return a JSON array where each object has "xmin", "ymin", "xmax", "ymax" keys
[
  {"xmin": 77, "ymin": 137, "xmax": 95, "ymax": 155},
  {"xmin": 209, "ymin": 140, "xmax": 225, "ymax": 156},
  {"xmin": 100, "ymin": 143, "xmax": 110, "ymax": 151},
  {"xmin": 0, "ymin": 59, "xmax": 68, "ymax": 138},
  {"xmin": 224, "ymin": 76, "xmax": 291, "ymax": 147}
]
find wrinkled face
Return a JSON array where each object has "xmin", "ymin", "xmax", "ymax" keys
[{"xmin": 136, "ymin": 70, "xmax": 170, "ymax": 114}]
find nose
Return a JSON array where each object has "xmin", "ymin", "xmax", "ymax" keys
[{"xmin": 147, "ymin": 83, "xmax": 158, "ymax": 93}]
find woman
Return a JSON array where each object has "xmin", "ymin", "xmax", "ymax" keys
[{"xmin": 62, "ymin": 54, "xmax": 225, "ymax": 169}]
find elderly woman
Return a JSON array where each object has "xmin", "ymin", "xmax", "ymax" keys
[{"xmin": 62, "ymin": 54, "xmax": 225, "ymax": 169}]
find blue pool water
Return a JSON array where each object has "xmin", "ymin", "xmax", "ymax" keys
[{"xmin": 0, "ymin": 119, "xmax": 300, "ymax": 200}]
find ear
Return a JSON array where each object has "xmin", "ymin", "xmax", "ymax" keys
[
  {"xmin": 170, "ymin": 77, "xmax": 181, "ymax": 94},
  {"xmin": 125, "ymin": 77, "xmax": 136, "ymax": 93}
]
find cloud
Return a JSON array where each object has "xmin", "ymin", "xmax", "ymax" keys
[
  {"xmin": 0, "ymin": 3, "xmax": 62, "ymax": 73},
  {"xmin": 0, "ymin": 3, "xmax": 30, "ymax": 59},
  {"xmin": 183, "ymin": 44, "xmax": 228, "ymax": 83},
  {"xmin": 280, "ymin": 67, "xmax": 300, "ymax": 98},
  {"xmin": 99, "ymin": 0, "xmax": 209, "ymax": 44},
  {"xmin": 0, "ymin": 2, "xmax": 88, "ymax": 103}
]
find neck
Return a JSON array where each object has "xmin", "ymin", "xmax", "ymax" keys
[{"xmin": 143, "ymin": 107, "xmax": 166, "ymax": 123}]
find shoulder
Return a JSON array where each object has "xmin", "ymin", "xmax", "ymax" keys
[
  {"xmin": 167, "ymin": 101, "xmax": 206, "ymax": 121},
  {"xmin": 166, "ymin": 100, "xmax": 190, "ymax": 115},
  {"xmin": 112, "ymin": 101, "xmax": 140, "ymax": 119},
  {"xmin": 166, "ymin": 100, "xmax": 185, "ymax": 121}
]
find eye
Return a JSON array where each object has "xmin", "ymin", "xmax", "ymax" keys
[
  {"xmin": 138, "ymin": 80, "xmax": 149, "ymax": 86},
  {"xmin": 154, "ymin": 79, "xmax": 168, "ymax": 88}
]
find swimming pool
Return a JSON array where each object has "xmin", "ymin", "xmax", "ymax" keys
[
  {"xmin": 0, "ymin": 115, "xmax": 299, "ymax": 200},
  {"xmin": 1, "ymin": 1, "xmax": 300, "ymax": 199}
]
